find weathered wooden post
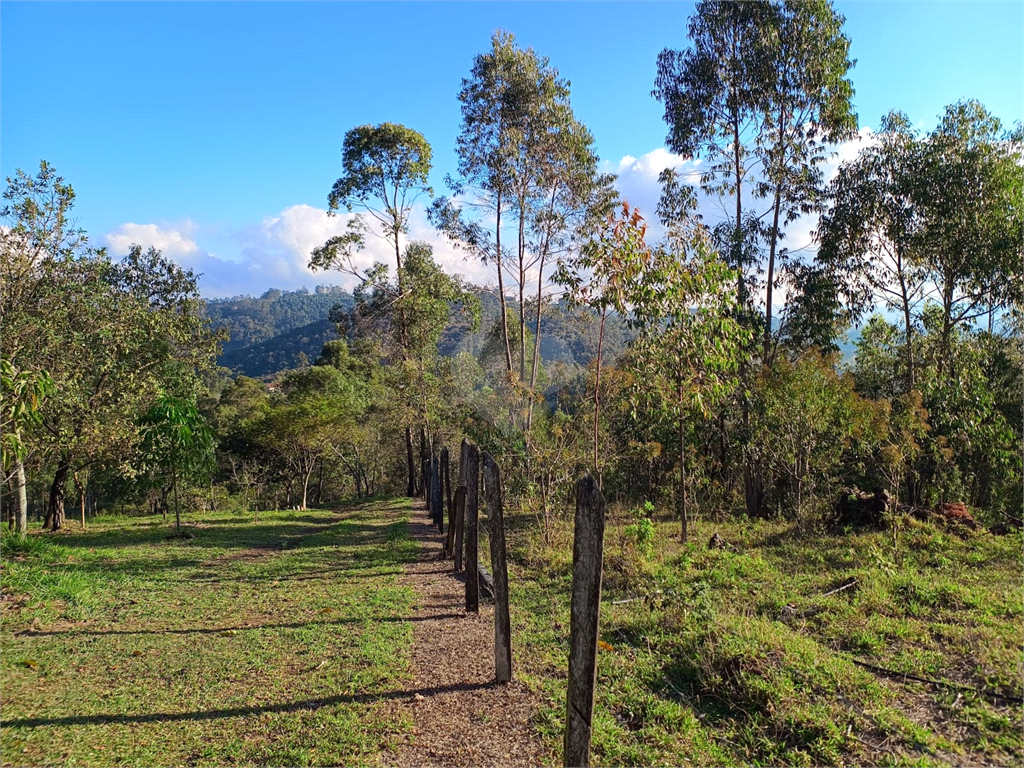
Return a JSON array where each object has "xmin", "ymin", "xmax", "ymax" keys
[
  {"xmin": 564, "ymin": 475, "xmax": 606, "ymax": 768},
  {"xmin": 482, "ymin": 452, "xmax": 512, "ymax": 683},
  {"xmin": 452, "ymin": 486, "xmax": 467, "ymax": 566},
  {"xmin": 453, "ymin": 439, "xmax": 469, "ymax": 572},
  {"xmin": 464, "ymin": 443, "xmax": 480, "ymax": 613},
  {"xmin": 431, "ymin": 452, "xmax": 443, "ymax": 533},
  {"xmin": 419, "ymin": 428, "xmax": 428, "ymax": 498},
  {"xmin": 405, "ymin": 426, "xmax": 416, "ymax": 497},
  {"xmin": 442, "ymin": 447, "xmax": 454, "ymax": 534},
  {"xmin": 442, "ymin": 447, "xmax": 457, "ymax": 556}
]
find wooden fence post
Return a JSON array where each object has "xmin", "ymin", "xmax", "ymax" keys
[
  {"xmin": 419, "ymin": 428, "xmax": 427, "ymax": 498},
  {"xmin": 442, "ymin": 447, "xmax": 453, "ymax": 531},
  {"xmin": 452, "ymin": 486, "xmax": 467, "ymax": 567},
  {"xmin": 482, "ymin": 452, "xmax": 512, "ymax": 683},
  {"xmin": 564, "ymin": 475, "xmax": 606, "ymax": 768},
  {"xmin": 442, "ymin": 447, "xmax": 457, "ymax": 556},
  {"xmin": 431, "ymin": 452, "xmax": 443, "ymax": 533},
  {"xmin": 465, "ymin": 443, "xmax": 480, "ymax": 613},
  {"xmin": 453, "ymin": 439, "xmax": 469, "ymax": 571}
]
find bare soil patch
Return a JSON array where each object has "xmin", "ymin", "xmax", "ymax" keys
[{"xmin": 387, "ymin": 503, "xmax": 550, "ymax": 768}]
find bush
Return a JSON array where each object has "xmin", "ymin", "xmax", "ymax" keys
[{"xmin": 624, "ymin": 501, "xmax": 656, "ymax": 558}]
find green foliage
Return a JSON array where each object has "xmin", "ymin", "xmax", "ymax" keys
[
  {"xmin": 326, "ymin": 122, "xmax": 433, "ymax": 254},
  {"xmin": 0, "ymin": 358, "xmax": 53, "ymax": 467},
  {"xmin": 624, "ymin": 503, "xmax": 656, "ymax": 558}
]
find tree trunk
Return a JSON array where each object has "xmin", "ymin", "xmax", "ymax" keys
[
  {"xmin": 47, "ymin": 455, "xmax": 71, "ymax": 531},
  {"xmin": 494, "ymin": 191, "xmax": 515, "ymax": 374},
  {"xmin": 518, "ymin": 209, "xmax": 527, "ymax": 385},
  {"xmin": 14, "ymin": 460, "xmax": 27, "ymax": 537},
  {"xmin": 897, "ymin": 261, "xmax": 916, "ymax": 391},
  {"xmin": 73, "ymin": 470, "xmax": 86, "ymax": 529},
  {"xmin": 764, "ymin": 191, "xmax": 782, "ymax": 363},
  {"xmin": 173, "ymin": 472, "xmax": 181, "ymax": 533},
  {"xmin": 678, "ymin": 379, "xmax": 688, "ymax": 544},
  {"xmin": 301, "ymin": 466, "xmax": 312, "ymax": 510},
  {"xmin": 592, "ymin": 309, "xmax": 608, "ymax": 490}
]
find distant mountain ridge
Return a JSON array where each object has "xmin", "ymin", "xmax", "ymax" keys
[
  {"xmin": 204, "ymin": 284, "xmax": 633, "ymax": 379},
  {"xmin": 204, "ymin": 285, "xmax": 354, "ymax": 355}
]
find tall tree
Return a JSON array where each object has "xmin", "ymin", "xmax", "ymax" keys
[
  {"xmin": 756, "ymin": 0, "xmax": 856, "ymax": 362},
  {"xmin": 816, "ymin": 111, "xmax": 927, "ymax": 391},
  {"xmin": 912, "ymin": 100, "xmax": 1023, "ymax": 377},
  {"xmin": 314, "ymin": 122, "xmax": 433, "ymax": 279},
  {"xmin": 654, "ymin": 1, "xmax": 774, "ymax": 310},
  {"xmin": 311, "ymin": 122, "xmax": 433, "ymax": 496}
]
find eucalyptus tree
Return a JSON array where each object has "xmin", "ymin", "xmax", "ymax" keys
[
  {"xmin": 524, "ymin": 121, "xmax": 617, "ymax": 430},
  {"xmin": 313, "ymin": 122, "xmax": 433, "ymax": 280},
  {"xmin": 816, "ymin": 111, "xmax": 927, "ymax": 390},
  {"xmin": 653, "ymin": 1, "xmax": 773, "ymax": 310},
  {"xmin": 911, "ymin": 100, "xmax": 1023, "ymax": 377},
  {"xmin": 310, "ymin": 122, "xmax": 433, "ymax": 494},
  {"xmin": 818, "ymin": 102, "xmax": 1022, "ymax": 387},
  {"xmin": 755, "ymin": 0, "xmax": 856, "ymax": 361},
  {"xmin": 655, "ymin": 0, "xmax": 856, "ymax": 355},
  {"xmin": 432, "ymin": 30, "xmax": 609, "ymax": 406}
]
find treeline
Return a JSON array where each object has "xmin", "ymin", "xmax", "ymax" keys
[{"xmin": 2, "ymin": 0, "xmax": 1020, "ymax": 539}]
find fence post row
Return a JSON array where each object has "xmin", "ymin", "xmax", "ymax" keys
[
  {"xmin": 564, "ymin": 475, "xmax": 606, "ymax": 768},
  {"xmin": 482, "ymin": 452, "xmax": 512, "ymax": 684},
  {"xmin": 464, "ymin": 443, "xmax": 480, "ymax": 613},
  {"xmin": 454, "ymin": 438, "xmax": 469, "ymax": 572}
]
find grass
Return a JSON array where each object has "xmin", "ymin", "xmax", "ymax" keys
[
  {"xmin": 0, "ymin": 499, "xmax": 419, "ymax": 767},
  {"xmin": 500, "ymin": 506, "xmax": 1023, "ymax": 767},
  {"xmin": 3, "ymin": 494, "xmax": 1020, "ymax": 767}
]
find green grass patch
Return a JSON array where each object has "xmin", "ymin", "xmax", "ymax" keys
[
  {"xmin": 506, "ymin": 508, "xmax": 1023, "ymax": 767},
  {"xmin": 0, "ymin": 500, "xmax": 418, "ymax": 767}
]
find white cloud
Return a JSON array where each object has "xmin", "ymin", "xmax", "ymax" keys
[
  {"xmin": 106, "ymin": 221, "xmax": 203, "ymax": 264},
  {"xmin": 601, "ymin": 130, "xmax": 879, "ymax": 313},
  {"xmin": 104, "ymin": 204, "xmax": 501, "ymax": 299},
  {"xmin": 104, "ymin": 130, "xmax": 882, "ymax": 302}
]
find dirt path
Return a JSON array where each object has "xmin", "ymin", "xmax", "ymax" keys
[{"xmin": 387, "ymin": 502, "xmax": 551, "ymax": 767}]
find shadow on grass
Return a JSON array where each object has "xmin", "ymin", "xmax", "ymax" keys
[
  {"xmin": 2, "ymin": 681, "xmax": 496, "ymax": 729},
  {"xmin": 46, "ymin": 505, "xmax": 407, "ymax": 554},
  {"xmin": 21, "ymin": 613, "xmax": 468, "ymax": 638}
]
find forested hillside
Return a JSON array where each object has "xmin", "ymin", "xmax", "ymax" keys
[
  {"xmin": 212, "ymin": 284, "xmax": 633, "ymax": 379},
  {"xmin": 204, "ymin": 286, "xmax": 353, "ymax": 350}
]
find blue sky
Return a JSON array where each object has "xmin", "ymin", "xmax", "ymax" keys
[{"xmin": 2, "ymin": 1, "xmax": 1022, "ymax": 297}]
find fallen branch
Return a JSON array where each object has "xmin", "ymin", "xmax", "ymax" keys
[
  {"xmin": 822, "ymin": 578, "xmax": 857, "ymax": 598},
  {"xmin": 849, "ymin": 658, "xmax": 1023, "ymax": 705}
]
